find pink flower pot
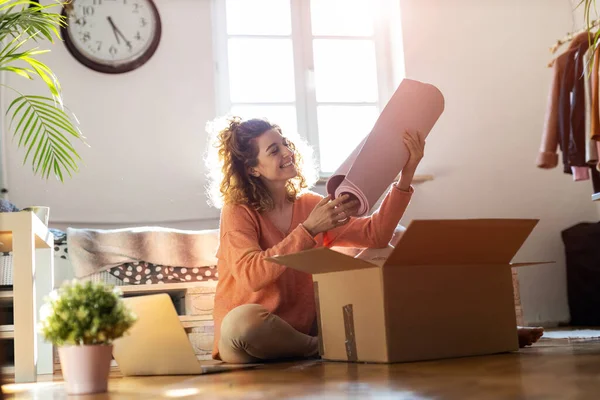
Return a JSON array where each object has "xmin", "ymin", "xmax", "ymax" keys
[{"xmin": 58, "ymin": 344, "xmax": 113, "ymax": 395}]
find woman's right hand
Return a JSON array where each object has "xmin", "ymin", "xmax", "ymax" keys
[{"xmin": 303, "ymin": 195, "xmax": 360, "ymax": 236}]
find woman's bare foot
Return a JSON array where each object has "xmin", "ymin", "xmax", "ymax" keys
[{"xmin": 518, "ymin": 326, "xmax": 544, "ymax": 347}]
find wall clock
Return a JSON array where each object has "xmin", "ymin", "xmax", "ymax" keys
[{"xmin": 61, "ymin": 0, "xmax": 162, "ymax": 74}]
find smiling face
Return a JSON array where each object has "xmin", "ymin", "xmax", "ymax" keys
[
  {"xmin": 207, "ymin": 116, "xmax": 313, "ymax": 212},
  {"xmin": 249, "ymin": 129, "xmax": 298, "ymax": 184}
]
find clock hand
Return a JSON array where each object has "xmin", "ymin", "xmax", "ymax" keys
[
  {"xmin": 107, "ymin": 16, "xmax": 121, "ymax": 45},
  {"xmin": 107, "ymin": 16, "xmax": 132, "ymax": 50},
  {"xmin": 120, "ymin": 33, "xmax": 133, "ymax": 50}
]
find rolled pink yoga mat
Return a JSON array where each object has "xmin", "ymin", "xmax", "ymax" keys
[{"xmin": 326, "ymin": 79, "xmax": 445, "ymax": 216}]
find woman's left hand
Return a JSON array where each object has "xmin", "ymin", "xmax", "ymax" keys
[
  {"xmin": 402, "ymin": 130, "xmax": 425, "ymax": 174},
  {"xmin": 397, "ymin": 130, "xmax": 425, "ymax": 191}
]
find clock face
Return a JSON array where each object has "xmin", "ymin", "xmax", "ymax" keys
[{"xmin": 61, "ymin": 0, "xmax": 162, "ymax": 74}]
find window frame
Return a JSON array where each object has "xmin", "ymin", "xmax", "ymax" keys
[{"xmin": 212, "ymin": 0, "xmax": 402, "ymax": 177}]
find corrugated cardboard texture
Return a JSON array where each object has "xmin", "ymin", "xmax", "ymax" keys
[
  {"xmin": 316, "ymin": 269, "xmax": 388, "ymax": 362},
  {"xmin": 383, "ymin": 264, "xmax": 518, "ymax": 362},
  {"xmin": 512, "ymin": 268, "xmax": 524, "ymax": 326},
  {"xmin": 386, "ymin": 219, "xmax": 538, "ymax": 266},
  {"xmin": 342, "ymin": 305, "xmax": 358, "ymax": 361},
  {"xmin": 313, "ymin": 282, "xmax": 324, "ymax": 356},
  {"xmin": 267, "ymin": 248, "xmax": 377, "ymax": 275}
]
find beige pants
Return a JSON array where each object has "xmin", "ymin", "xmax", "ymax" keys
[{"xmin": 218, "ymin": 304, "xmax": 319, "ymax": 364}]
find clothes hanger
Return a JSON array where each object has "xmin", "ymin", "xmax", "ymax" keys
[{"xmin": 548, "ymin": 23, "xmax": 600, "ymax": 68}]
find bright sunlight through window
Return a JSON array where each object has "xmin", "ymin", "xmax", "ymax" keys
[{"xmin": 214, "ymin": 0, "xmax": 402, "ymax": 175}]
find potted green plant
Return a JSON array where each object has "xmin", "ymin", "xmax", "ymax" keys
[{"xmin": 39, "ymin": 281, "xmax": 136, "ymax": 395}]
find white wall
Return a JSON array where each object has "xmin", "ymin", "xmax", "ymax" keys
[
  {"xmin": 3, "ymin": 0, "xmax": 221, "ymax": 228},
  {"xmin": 2, "ymin": 0, "xmax": 598, "ymax": 326},
  {"xmin": 397, "ymin": 0, "xmax": 599, "ymax": 326}
]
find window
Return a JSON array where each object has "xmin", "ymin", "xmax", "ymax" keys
[{"xmin": 213, "ymin": 0, "xmax": 402, "ymax": 175}]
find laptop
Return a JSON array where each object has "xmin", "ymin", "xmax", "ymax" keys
[{"xmin": 112, "ymin": 293, "xmax": 258, "ymax": 376}]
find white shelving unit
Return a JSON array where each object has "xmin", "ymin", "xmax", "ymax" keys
[{"xmin": 0, "ymin": 212, "xmax": 54, "ymax": 383}]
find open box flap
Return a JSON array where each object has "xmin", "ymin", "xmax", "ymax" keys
[
  {"xmin": 267, "ymin": 248, "xmax": 378, "ymax": 275},
  {"xmin": 384, "ymin": 219, "xmax": 539, "ymax": 266}
]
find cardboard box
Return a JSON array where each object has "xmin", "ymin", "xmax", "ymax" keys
[{"xmin": 268, "ymin": 219, "xmax": 547, "ymax": 363}]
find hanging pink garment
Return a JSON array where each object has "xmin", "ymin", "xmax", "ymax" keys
[
  {"xmin": 572, "ymin": 166, "xmax": 590, "ymax": 181},
  {"xmin": 326, "ymin": 78, "xmax": 445, "ymax": 216}
]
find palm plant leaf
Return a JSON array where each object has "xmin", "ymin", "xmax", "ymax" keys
[
  {"xmin": 7, "ymin": 94, "xmax": 82, "ymax": 181},
  {"xmin": 0, "ymin": 0, "xmax": 86, "ymax": 181},
  {"xmin": 0, "ymin": 1, "xmax": 63, "ymax": 43},
  {"xmin": 0, "ymin": 31, "xmax": 60, "ymax": 95}
]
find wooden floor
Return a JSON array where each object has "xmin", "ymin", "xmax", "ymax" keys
[{"xmin": 3, "ymin": 338, "xmax": 600, "ymax": 399}]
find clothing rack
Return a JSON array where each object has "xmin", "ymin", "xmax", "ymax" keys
[{"xmin": 539, "ymin": 18, "xmax": 600, "ymax": 202}]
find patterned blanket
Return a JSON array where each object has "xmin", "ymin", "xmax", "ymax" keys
[{"xmin": 67, "ymin": 227, "xmax": 220, "ymax": 278}]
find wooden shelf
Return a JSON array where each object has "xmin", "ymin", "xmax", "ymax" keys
[
  {"xmin": 179, "ymin": 315, "xmax": 212, "ymax": 322},
  {"xmin": 0, "ymin": 325, "xmax": 14, "ymax": 339},
  {"xmin": 1, "ymin": 365, "xmax": 14, "ymax": 374},
  {"xmin": 179, "ymin": 315, "xmax": 213, "ymax": 328},
  {"xmin": 180, "ymin": 316, "xmax": 213, "ymax": 329},
  {"xmin": 593, "ymin": 193, "xmax": 600, "ymax": 201},
  {"xmin": 410, "ymin": 174, "xmax": 434, "ymax": 183},
  {"xmin": 0, "ymin": 290, "xmax": 13, "ymax": 302},
  {"xmin": 118, "ymin": 282, "xmax": 214, "ymax": 295},
  {"xmin": 317, "ymin": 174, "xmax": 434, "ymax": 185}
]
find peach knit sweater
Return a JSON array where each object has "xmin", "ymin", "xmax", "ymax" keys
[{"xmin": 212, "ymin": 185, "xmax": 413, "ymax": 359}]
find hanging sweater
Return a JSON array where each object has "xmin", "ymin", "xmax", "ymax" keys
[
  {"xmin": 538, "ymin": 32, "xmax": 591, "ymax": 170},
  {"xmin": 212, "ymin": 184, "xmax": 413, "ymax": 360}
]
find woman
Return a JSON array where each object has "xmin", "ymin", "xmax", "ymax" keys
[{"xmin": 207, "ymin": 116, "xmax": 542, "ymax": 364}]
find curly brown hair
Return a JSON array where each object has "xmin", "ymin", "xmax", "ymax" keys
[{"xmin": 206, "ymin": 116, "xmax": 315, "ymax": 212}]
